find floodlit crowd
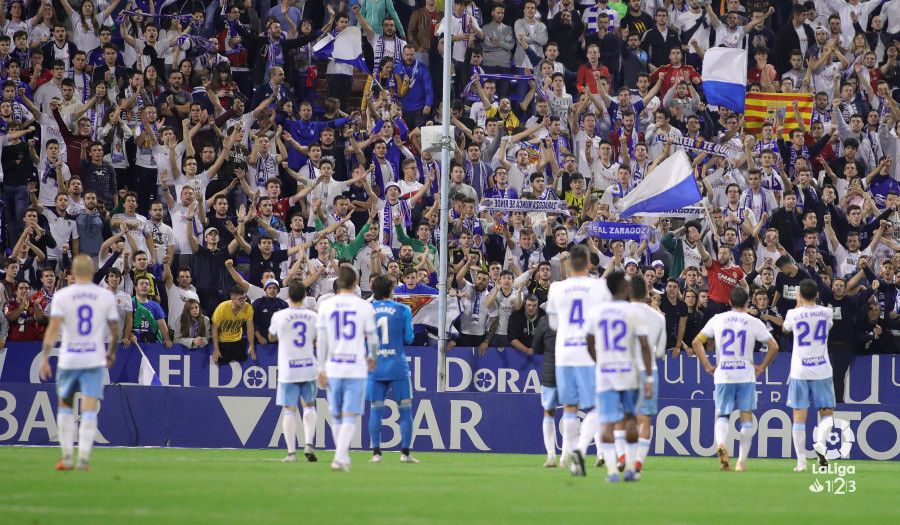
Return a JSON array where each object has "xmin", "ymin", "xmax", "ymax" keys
[{"xmin": 0, "ymin": 0, "xmax": 898, "ymax": 401}]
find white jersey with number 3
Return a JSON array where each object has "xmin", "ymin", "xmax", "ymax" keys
[
  {"xmin": 50, "ymin": 283, "xmax": 119, "ymax": 370},
  {"xmin": 783, "ymin": 305, "xmax": 834, "ymax": 380},
  {"xmin": 269, "ymin": 307, "xmax": 319, "ymax": 383},
  {"xmin": 316, "ymin": 293, "xmax": 377, "ymax": 379},
  {"xmin": 546, "ymin": 276, "xmax": 611, "ymax": 367},
  {"xmin": 586, "ymin": 300, "xmax": 645, "ymax": 392},
  {"xmin": 700, "ymin": 311, "xmax": 772, "ymax": 384}
]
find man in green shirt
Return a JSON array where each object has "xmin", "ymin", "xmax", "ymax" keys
[
  {"xmin": 314, "ymin": 206, "xmax": 378, "ymax": 262},
  {"xmin": 393, "ymin": 214, "xmax": 437, "ymax": 266}
]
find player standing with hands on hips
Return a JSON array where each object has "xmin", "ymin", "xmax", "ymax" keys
[
  {"xmin": 316, "ymin": 267, "xmax": 378, "ymax": 472},
  {"xmin": 40, "ymin": 255, "xmax": 121, "ymax": 471}
]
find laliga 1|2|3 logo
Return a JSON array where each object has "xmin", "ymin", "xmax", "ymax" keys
[{"xmin": 808, "ymin": 417, "xmax": 858, "ymax": 495}]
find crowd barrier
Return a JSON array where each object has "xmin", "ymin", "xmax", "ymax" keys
[{"xmin": 1, "ymin": 344, "xmax": 898, "ymax": 459}]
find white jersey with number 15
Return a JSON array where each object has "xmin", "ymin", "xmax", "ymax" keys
[
  {"xmin": 316, "ymin": 293, "xmax": 377, "ymax": 379},
  {"xmin": 50, "ymin": 283, "xmax": 119, "ymax": 370},
  {"xmin": 546, "ymin": 276, "xmax": 611, "ymax": 367}
]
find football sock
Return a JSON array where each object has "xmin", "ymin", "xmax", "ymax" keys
[
  {"xmin": 331, "ymin": 416, "xmax": 342, "ymax": 458},
  {"xmin": 576, "ymin": 410, "xmax": 598, "ymax": 456},
  {"xmin": 368, "ymin": 403, "xmax": 384, "ymax": 450},
  {"xmin": 58, "ymin": 407, "xmax": 75, "ymax": 460},
  {"xmin": 625, "ymin": 441, "xmax": 637, "ymax": 473},
  {"xmin": 302, "ymin": 407, "xmax": 316, "ymax": 447},
  {"xmin": 601, "ymin": 442, "xmax": 618, "ymax": 475},
  {"xmin": 337, "ymin": 419, "xmax": 356, "ymax": 464},
  {"xmin": 792, "ymin": 422, "xmax": 806, "ymax": 462},
  {"xmin": 77, "ymin": 411, "xmax": 98, "ymax": 463},
  {"xmin": 738, "ymin": 421, "xmax": 753, "ymax": 463},
  {"xmin": 542, "ymin": 415, "xmax": 556, "ymax": 457},
  {"xmin": 816, "ymin": 416, "xmax": 833, "ymax": 449},
  {"xmin": 714, "ymin": 417, "xmax": 729, "ymax": 448},
  {"xmin": 399, "ymin": 404, "xmax": 413, "ymax": 451},
  {"xmin": 282, "ymin": 409, "xmax": 297, "ymax": 454},
  {"xmin": 613, "ymin": 429, "xmax": 626, "ymax": 458},
  {"xmin": 561, "ymin": 412, "xmax": 579, "ymax": 459},
  {"xmin": 636, "ymin": 437, "xmax": 652, "ymax": 465}
]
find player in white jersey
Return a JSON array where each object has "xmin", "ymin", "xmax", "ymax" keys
[
  {"xmin": 629, "ymin": 276, "xmax": 667, "ymax": 477},
  {"xmin": 692, "ymin": 287, "xmax": 779, "ymax": 472},
  {"xmin": 269, "ymin": 281, "xmax": 320, "ymax": 463},
  {"xmin": 545, "ymin": 245, "xmax": 611, "ymax": 471},
  {"xmin": 316, "ymin": 267, "xmax": 378, "ymax": 472},
  {"xmin": 585, "ymin": 272, "xmax": 653, "ymax": 482},
  {"xmin": 39, "ymin": 255, "xmax": 120, "ymax": 471},
  {"xmin": 782, "ymin": 279, "xmax": 835, "ymax": 472}
]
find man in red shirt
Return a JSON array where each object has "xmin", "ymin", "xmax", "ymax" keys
[
  {"xmin": 648, "ymin": 47, "xmax": 700, "ymax": 98},
  {"xmin": 576, "ymin": 44, "xmax": 611, "ymax": 95},
  {"xmin": 5, "ymin": 280, "xmax": 43, "ymax": 341},
  {"xmin": 29, "ymin": 267, "xmax": 56, "ymax": 339},
  {"xmin": 701, "ymin": 240, "xmax": 748, "ymax": 316}
]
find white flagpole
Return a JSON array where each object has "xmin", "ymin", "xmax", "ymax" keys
[{"xmin": 436, "ymin": 0, "xmax": 454, "ymax": 393}]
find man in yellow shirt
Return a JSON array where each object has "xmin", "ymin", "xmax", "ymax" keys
[{"xmin": 211, "ymin": 286, "xmax": 256, "ymax": 364}]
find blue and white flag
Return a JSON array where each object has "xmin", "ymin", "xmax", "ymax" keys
[
  {"xmin": 701, "ymin": 47, "xmax": 747, "ymax": 113},
  {"xmin": 135, "ymin": 341, "xmax": 162, "ymax": 386},
  {"xmin": 313, "ymin": 26, "xmax": 369, "ymax": 73},
  {"xmin": 615, "ymin": 150, "xmax": 702, "ymax": 218}
]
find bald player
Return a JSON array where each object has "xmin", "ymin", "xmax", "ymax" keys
[{"xmin": 40, "ymin": 255, "xmax": 121, "ymax": 471}]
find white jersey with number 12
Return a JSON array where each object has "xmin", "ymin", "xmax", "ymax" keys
[
  {"xmin": 316, "ymin": 293, "xmax": 377, "ymax": 379},
  {"xmin": 546, "ymin": 276, "xmax": 611, "ymax": 367},
  {"xmin": 50, "ymin": 283, "xmax": 119, "ymax": 370}
]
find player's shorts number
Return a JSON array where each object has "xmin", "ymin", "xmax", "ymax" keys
[
  {"xmin": 77, "ymin": 305, "xmax": 93, "ymax": 336},
  {"xmin": 292, "ymin": 320, "xmax": 307, "ymax": 347},
  {"xmin": 597, "ymin": 319, "xmax": 626, "ymax": 352},
  {"xmin": 721, "ymin": 329, "xmax": 747, "ymax": 357},
  {"xmin": 796, "ymin": 320, "xmax": 827, "ymax": 347},
  {"xmin": 331, "ymin": 311, "xmax": 357, "ymax": 340},
  {"xmin": 569, "ymin": 299, "xmax": 584, "ymax": 328}
]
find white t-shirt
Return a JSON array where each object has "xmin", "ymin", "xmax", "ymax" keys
[
  {"xmin": 169, "ymin": 202, "xmax": 203, "ymax": 255},
  {"xmin": 783, "ymin": 305, "xmax": 834, "ymax": 380},
  {"xmin": 112, "ymin": 212, "xmax": 150, "ymax": 255},
  {"xmin": 37, "ymin": 159, "xmax": 71, "ymax": 208},
  {"xmin": 316, "ymin": 293, "xmax": 377, "ymax": 379},
  {"xmin": 270, "ymin": 306, "xmax": 319, "ymax": 383},
  {"xmin": 586, "ymin": 300, "xmax": 646, "ymax": 392},
  {"xmin": 42, "ymin": 209, "xmax": 79, "ymax": 260},
  {"xmin": 51, "ymin": 283, "xmax": 119, "ymax": 370},
  {"xmin": 144, "ymin": 220, "xmax": 175, "ymax": 263},
  {"xmin": 633, "ymin": 302, "xmax": 667, "ymax": 370},
  {"xmin": 546, "ymin": 275, "xmax": 611, "ymax": 367},
  {"xmin": 700, "ymin": 311, "xmax": 772, "ymax": 384},
  {"xmin": 166, "ymin": 284, "xmax": 198, "ymax": 337}
]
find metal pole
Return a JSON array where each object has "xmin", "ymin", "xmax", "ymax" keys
[{"xmin": 436, "ymin": 0, "xmax": 454, "ymax": 393}]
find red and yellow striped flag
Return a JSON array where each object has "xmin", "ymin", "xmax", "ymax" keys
[{"xmin": 744, "ymin": 92, "xmax": 814, "ymax": 139}]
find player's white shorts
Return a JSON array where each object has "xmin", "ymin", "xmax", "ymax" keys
[
  {"xmin": 596, "ymin": 389, "xmax": 638, "ymax": 424},
  {"xmin": 556, "ymin": 366, "xmax": 595, "ymax": 409},
  {"xmin": 326, "ymin": 378, "xmax": 366, "ymax": 418},
  {"xmin": 714, "ymin": 382, "xmax": 757, "ymax": 415},
  {"xmin": 637, "ymin": 369, "xmax": 658, "ymax": 416},
  {"xmin": 277, "ymin": 381, "xmax": 317, "ymax": 407},
  {"xmin": 787, "ymin": 378, "xmax": 836, "ymax": 410},
  {"xmin": 540, "ymin": 385, "xmax": 559, "ymax": 411},
  {"xmin": 57, "ymin": 367, "xmax": 104, "ymax": 400}
]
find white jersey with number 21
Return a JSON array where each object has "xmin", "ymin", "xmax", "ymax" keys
[
  {"xmin": 546, "ymin": 276, "xmax": 611, "ymax": 367},
  {"xmin": 316, "ymin": 293, "xmax": 377, "ymax": 379},
  {"xmin": 783, "ymin": 305, "xmax": 833, "ymax": 380},
  {"xmin": 50, "ymin": 283, "xmax": 119, "ymax": 370},
  {"xmin": 700, "ymin": 311, "xmax": 772, "ymax": 384}
]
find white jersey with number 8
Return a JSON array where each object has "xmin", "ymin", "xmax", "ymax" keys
[
  {"xmin": 783, "ymin": 305, "xmax": 833, "ymax": 380},
  {"xmin": 269, "ymin": 307, "xmax": 319, "ymax": 383},
  {"xmin": 546, "ymin": 276, "xmax": 611, "ymax": 367},
  {"xmin": 700, "ymin": 311, "xmax": 772, "ymax": 384},
  {"xmin": 316, "ymin": 293, "xmax": 377, "ymax": 379},
  {"xmin": 50, "ymin": 283, "xmax": 119, "ymax": 370}
]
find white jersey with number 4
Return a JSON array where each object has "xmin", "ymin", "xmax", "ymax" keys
[
  {"xmin": 50, "ymin": 283, "xmax": 119, "ymax": 370},
  {"xmin": 269, "ymin": 307, "xmax": 319, "ymax": 383},
  {"xmin": 700, "ymin": 311, "xmax": 772, "ymax": 384},
  {"xmin": 586, "ymin": 300, "xmax": 645, "ymax": 392},
  {"xmin": 632, "ymin": 302, "xmax": 666, "ymax": 371},
  {"xmin": 783, "ymin": 305, "xmax": 834, "ymax": 380},
  {"xmin": 546, "ymin": 276, "xmax": 611, "ymax": 367},
  {"xmin": 316, "ymin": 293, "xmax": 377, "ymax": 379}
]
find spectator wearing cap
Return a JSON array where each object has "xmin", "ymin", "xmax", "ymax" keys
[{"xmin": 252, "ymin": 278, "xmax": 288, "ymax": 345}]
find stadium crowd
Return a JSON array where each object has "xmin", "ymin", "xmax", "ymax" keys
[{"xmin": 0, "ymin": 0, "xmax": 898, "ymax": 401}]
